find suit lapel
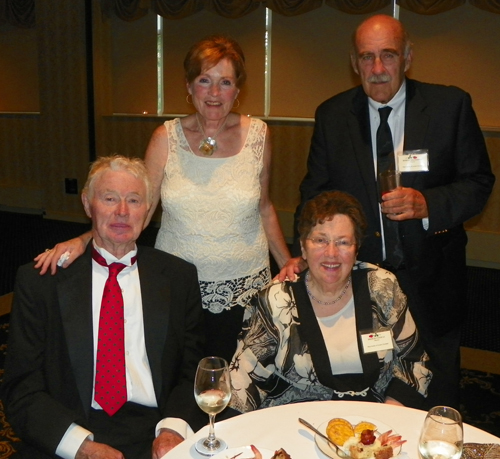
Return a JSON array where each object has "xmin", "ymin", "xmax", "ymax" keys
[
  {"xmin": 137, "ymin": 249, "xmax": 170, "ymax": 402},
  {"xmin": 59, "ymin": 246, "xmax": 94, "ymax": 416},
  {"xmin": 349, "ymin": 88, "xmax": 380, "ymax": 220},
  {"xmin": 403, "ymin": 79, "xmax": 430, "ymax": 190}
]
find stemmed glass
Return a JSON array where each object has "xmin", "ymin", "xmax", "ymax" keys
[
  {"xmin": 418, "ymin": 406, "xmax": 463, "ymax": 459},
  {"xmin": 194, "ymin": 356, "xmax": 232, "ymax": 456}
]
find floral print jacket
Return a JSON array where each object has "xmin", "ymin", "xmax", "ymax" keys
[{"xmin": 228, "ymin": 262, "xmax": 432, "ymax": 412}]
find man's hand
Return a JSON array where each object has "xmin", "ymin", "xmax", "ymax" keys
[
  {"xmin": 33, "ymin": 235, "xmax": 89, "ymax": 275},
  {"xmin": 75, "ymin": 438, "xmax": 124, "ymax": 459},
  {"xmin": 152, "ymin": 428, "xmax": 184, "ymax": 459},
  {"xmin": 381, "ymin": 187, "xmax": 428, "ymax": 220},
  {"xmin": 275, "ymin": 256, "xmax": 307, "ymax": 282}
]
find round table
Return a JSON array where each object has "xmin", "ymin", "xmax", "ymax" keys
[{"xmin": 162, "ymin": 401, "xmax": 499, "ymax": 458}]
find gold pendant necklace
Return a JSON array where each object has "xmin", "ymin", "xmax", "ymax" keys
[{"xmin": 196, "ymin": 112, "xmax": 228, "ymax": 156}]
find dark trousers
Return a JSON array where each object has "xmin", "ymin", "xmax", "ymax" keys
[
  {"xmin": 315, "ymin": 258, "xmax": 461, "ymax": 411},
  {"xmin": 420, "ymin": 327, "xmax": 461, "ymax": 410},
  {"xmin": 395, "ymin": 268, "xmax": 462, "ymax": 410},
  {"xmin": 89, "ymin": 402, "xmax": 161, "ymax": 458}
]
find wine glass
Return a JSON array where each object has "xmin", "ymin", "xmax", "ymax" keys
[
  {"xmin": 194, "ymin": 356, "xmax": 232, "ymax": 455},
  {"xmin": 418, "ymin": 406, "xmax": 463, "ymax": 459}
]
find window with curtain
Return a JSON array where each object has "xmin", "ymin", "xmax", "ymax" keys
[
  {"xmin": 111, "ymin": 12, "xmax": 157, "ymax": 114},
  {"xmin": 110, "ymin": 3, "xmax": 500, "ymax": 127}
]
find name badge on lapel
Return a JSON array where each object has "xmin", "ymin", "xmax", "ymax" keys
[
  {"xmin": 360, "ymin": 330, "xmax": 393, "ymax": 353},
  {"xmin": 398, "ymin": 149, "xmax": 429, "ymax": 172}
]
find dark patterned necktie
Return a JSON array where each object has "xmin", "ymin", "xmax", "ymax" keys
[
  {"xmin": 377, "ymin": 107, "xmax": 404, "ymax": 269},
  {"xmin": 92, "ymin": 248, "xmax": 136, "ymax": 416},
  {"xmin": 377, "ymin": 107, "xmax": 396, "ymax": 172}
]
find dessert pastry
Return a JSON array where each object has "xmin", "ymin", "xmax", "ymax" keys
[
  {"xmin": 271, "ymin": 448, "xmax": 292, "ymax": 459},
  {"xmin": 346, "ymin": 429, "xmax": 404, "ymax": 459}
]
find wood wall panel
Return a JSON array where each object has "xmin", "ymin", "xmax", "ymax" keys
[
  {"xmin": 0, "ymin": 23, "xmax": 39, "ymax": 112},
  {"xmin": 35, "ymin": 1, "xmax": 91, "ymax": 220},
  {"xmin": 99, "ymin": 116, "xmax": 160, "ymax": 159},
  {"xmin": 267, "ymin": 122, "xmax": 312, "ymax": 213},
  {"xmin": 0, "ymin": 115, "xmax": 41, "ymax": 188},
  {"xmin": 465, "ymin": 134, "xmax": 500, "ymax": 235},
  {"xmin": 0, "ymin": 115, "xmax": 43, "ymax": 210}
]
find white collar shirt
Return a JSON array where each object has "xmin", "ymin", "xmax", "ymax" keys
[{"xmin": 90, "ymin": 243, "xmax": 157, "ymax": 410}]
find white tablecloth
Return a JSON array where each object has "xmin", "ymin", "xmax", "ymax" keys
[{"xmin": 162, "ymin": 401, "xmax": 500, "ymax": 458}]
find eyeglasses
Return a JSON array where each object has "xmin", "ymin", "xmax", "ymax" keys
[
  {"xmin": 306, "ymin": 237, "xmax": 356, "ymax": 251},
  {"xmin": 357, "ymin": 51, "xmax": 400, "ymax": 67}
]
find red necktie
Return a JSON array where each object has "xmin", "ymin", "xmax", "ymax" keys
[{"xmin": 92, "ymin": 248, "xmax": 135, "ymax": 416}]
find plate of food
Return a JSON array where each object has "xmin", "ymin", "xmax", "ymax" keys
[
  {"xmin": 314, "ymin": 416, "xmax": 405, "ymax": 459},
  {"xmin": 212, "ymin": 445, "xmax": 290, "ymax": 459}
]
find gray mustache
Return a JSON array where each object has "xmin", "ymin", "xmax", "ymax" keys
[{"xmin": 367, "ymin": 75, "xmax": 391, "ymax": 83}]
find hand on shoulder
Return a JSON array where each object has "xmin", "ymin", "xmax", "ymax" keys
[
  {"xmin": 33, "ymin": 233, "xmax": 90, "ymax": 275},
  {"xmin": 274, "ymin": 256, "xmax": 307, "ymax": 282}
]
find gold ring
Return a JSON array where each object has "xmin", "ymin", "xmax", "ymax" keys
[{"xmin": 45, "ymin": 248, "xmax": 52, "ymax": 252}]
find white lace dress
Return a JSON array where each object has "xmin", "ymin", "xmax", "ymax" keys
[{"xmin": 155, "ymin": 117, "xmax": 272, "ymax": 360}]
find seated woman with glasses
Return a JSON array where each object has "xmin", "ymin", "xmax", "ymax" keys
[{"xmin": 228, "ymin": 191, "xmax": 432, "ymax": 413}]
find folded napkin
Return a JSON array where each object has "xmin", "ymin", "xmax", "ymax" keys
[{"xmin": 463, "ymin": 443, "xmax": 500, "ymax": 459}]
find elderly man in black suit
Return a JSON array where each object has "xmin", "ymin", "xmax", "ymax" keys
[
  {"xmin": 281, "ymin": 14, "xmax": 495, "ymax": 409},
  {"xmin": 1, "ymin": 156, "xmax": 205, "ymax": 458}
]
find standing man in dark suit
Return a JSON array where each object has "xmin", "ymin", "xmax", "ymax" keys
[
  {"xmin": 1, "ymin": 156, "xmax": 206, "ymax": 458},
  {"xmin": 280, "ymin": 14, "xmax": 495, "ymax": 409}
]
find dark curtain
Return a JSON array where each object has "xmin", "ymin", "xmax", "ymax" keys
[
  {"xmin": 398, "ymin": 0, "xmax": 466, "ymax": 14},
  {"xmin": 469, "ymin": 0, "xmax": 500, "ymax": 13},
  {"xmin": 0, "ymin": 0, "xmax": 35, "ymax": 28},
  {"xmin": 152, "ymin": 0, "xmax": 203, "ymax": 19},
  {"xmin": 104, "ymin": 0, "xmax": 500, "ymax": 19},
  {"xmin": 101, "ymin": 0, "xmax": 149, "ymax": 21},
  {"xmin": 3, "ymin": 0, "xmax": 499, "ymax": 28},
  {"xmin": 325, "ymin": 0, "xmax": 391, "ymax": 14}
]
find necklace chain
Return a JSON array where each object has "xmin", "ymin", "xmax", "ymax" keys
[
  {"xmin": 196, "ymin": 112, "xmax": 228, "ymax": 156},
  {"xmin": 305, "ymin": 271, "xmax": 352, "ymax": 306}
]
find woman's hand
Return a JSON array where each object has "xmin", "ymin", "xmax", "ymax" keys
[
  {"xmin": 34, "ymin": 233, "xmax": 90, "ymax": 275},
  {"xmin": 274, "ymin": 256, "xmax": 307, "ymax": 282},
  {"xmin": 250, "ymin": 445, "xmax": 263, "ymax": 459}
]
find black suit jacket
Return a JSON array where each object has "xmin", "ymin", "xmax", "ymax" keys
[
  {"xmin": 1, "ymin": 244, "xmax": 206, "ymax": 456},
  {"xmin": 296, "ymin": 79, "xmax": 495, "ymax": 335}
]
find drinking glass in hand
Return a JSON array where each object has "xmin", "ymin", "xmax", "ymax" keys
[
  {"xmin": 378, "ymin": 170, "xmax": 401, "ymax": 199},
  {"xmin": 194, "ymin": 356, "xmax": 231, "ymax": 455},
  {"xmin": 418, "ymin": 406, "xmax": 463, "ymax": 459}
]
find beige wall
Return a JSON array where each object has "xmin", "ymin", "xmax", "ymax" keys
[{"xmin": 0, "ymin": 0, "xmax": 499, "ymax": 266}]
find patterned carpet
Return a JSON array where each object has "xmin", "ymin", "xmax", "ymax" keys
[
  {"xmin": 460, "ymin": 370, "xmax": 500, "ymax": 437},
  {"xmin": 0, "ymin": 315, "xmax": 21, "ymax": 458}
]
